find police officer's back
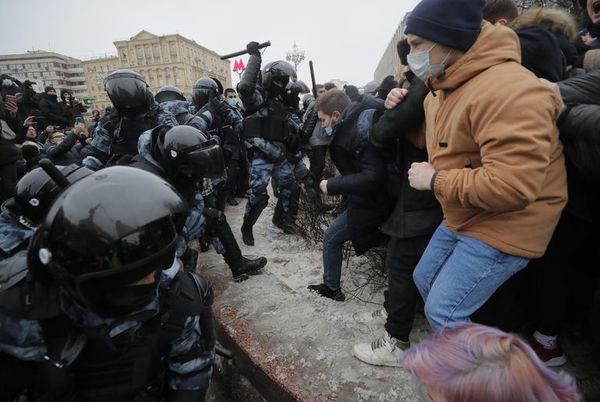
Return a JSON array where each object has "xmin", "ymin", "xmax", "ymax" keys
[{"xmin": 0, "ymin": 166, "xmax": 215, "ymax": 402}]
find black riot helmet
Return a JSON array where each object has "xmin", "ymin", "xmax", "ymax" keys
[
  {"xmin": 104, "ymin": 69, "xmax": 150, "ymax": 116},
  {"xmin": 262, "ymin": 60, "xmax": 296, "ymax": 95},
  {"xmin": 192, "ymin": 77, "xmax": 219, "ymax": 108},
  {"xmin": 157, "ymin": 125, "xmax": 225, "ymax": 181},
  {"xmin": 284, "ymin": 80, "xmax": 310, "ymax": 110},
  {"xmin": 302, "ymin": 93, "xmax": 315, "ymax": 111},
  {"xmin": 155, "ymin": 85, "xmax": 186, "ymax": 103},
  {"xmin": 210, "ymin": 77, "xmax": 224, "ymax": 96},
  {"xmin": 2, "ymin": 164, "xmax": 93, "ymax": 229},
  {"xmin": 27, "ymin": 166, "xmax": 189, "ymax": 317}
]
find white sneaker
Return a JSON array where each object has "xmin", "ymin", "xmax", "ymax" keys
[
  {"xmin": 353, "ymin": 308, "xmax": 388, "ymax": 325},
  {"xmin": 353, "ymin": 332, "xmax": 409, "ymax": 367}
]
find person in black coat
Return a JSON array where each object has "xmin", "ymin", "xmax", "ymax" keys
[
  {"xmin": 38, "ymin": 87, "xmax": 70, "ymax": 128},
  {"xmin": 307, "ymin": 89, "xmax": 392, "ymax": 302},
  {"xmin": 351, "ymin": 61, "xmax": 443, "ymax": 366},
  {"xmin": 525, "ymin": 70, "xmax": 600, "ymax": 368}
]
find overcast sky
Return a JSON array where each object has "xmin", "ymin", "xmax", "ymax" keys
[{"xmin": 1, "ymin": 0, "xmax": 419, "ymax": 86}]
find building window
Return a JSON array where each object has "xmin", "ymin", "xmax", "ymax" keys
[
  {"xmin": 169, "ymin": 43, "xmax": 177, "ymax": 56},
  {"xmin": 153, "ymin": 45, "xmax": 160, "ymax": 58}
]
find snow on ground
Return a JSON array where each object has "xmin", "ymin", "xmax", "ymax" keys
[{"xmin": 198, "ymin": 193, "xmax": 425, "ymax": 401}]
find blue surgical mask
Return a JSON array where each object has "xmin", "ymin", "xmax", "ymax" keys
[
  {"xmin": 407, "ymin": 44, "xmax": 450, "ymax": 82},
  {"xmin": 227, "ymin": 98, "xmax": 237, "ymax": 107},
  {"xmin": 324, "ymin": 126, "xmax": 333, "ymax": 136}
]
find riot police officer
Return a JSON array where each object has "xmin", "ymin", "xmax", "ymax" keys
[
  {"xmin": 280, "ymin": 81, "xmax": 319, "ymax": 227},
  {"xmin": 238, "ymin": 42, "xmax": 302, "ymax": 246},
  {"xmin": 0, "ymin": 166, "xmax": 215, "ymax": 402},
  {"xmin": 132, "ymin": 125, "xmax": 266, "ymax": 281},
  {"xmin": 82, "ymin": 69, "xmax": 178, "ymax": 170},
  {"xmin": 154, "ymin": 85, "xmax": 207, "ymax": 130},
  {"xmin": 0, "ymin": 164, "xmax": 92, "ymax": 260}
]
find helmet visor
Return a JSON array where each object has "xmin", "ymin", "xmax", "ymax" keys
[{"xmin": 183, "ymin": 140, "xmax": 225, "ymax": 179}]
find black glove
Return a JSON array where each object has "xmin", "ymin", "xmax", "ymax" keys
[
  {"xmin": 246, "ymin": 41, "xmax": 261, "ymax": 56},
  {"xmin": 208, "ymin": 96, "xmax": 229, "ymax": 121}
]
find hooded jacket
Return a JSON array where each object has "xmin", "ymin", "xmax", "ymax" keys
[
  {"xmin": 425, "ymin": 21, "xmax": 567, "ymax": 258},
  {"xmin": 509, "ymin": 8, "xmax": 579, "ymax": 81}
]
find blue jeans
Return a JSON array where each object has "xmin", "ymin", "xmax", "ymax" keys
[
  {"xmin": 413, "ymin": 223, "xmax": 529, "ymax": 331},
  {"xmin": 323, "ymin": 211, "xmax": 353, "ymax": 290}
]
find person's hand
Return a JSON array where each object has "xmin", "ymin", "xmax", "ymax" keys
[
  {"xmin": 73, "ymin": 123, "xmax": 87, "ymax": 136},
  {"xmin": 23, "ymin": 116, "xmax": 36, "ymax": 127},
  {"xmin": 4, "ymin": 97, "xmax": 17, "ymax": 114},
  {"xmin": 408, "ymin": 162, "xmax": 437, "ymax": 191},
  {"xmin": 384, "ymin": 88, "xmax": 408, "ymax": 110},
  {"xmin": 319, "ymin": 180, "xmax": 328, "ymax": 194},
  {"xmin": 246, "ymin": 41, "xmax": 261, "ymax": 56}
]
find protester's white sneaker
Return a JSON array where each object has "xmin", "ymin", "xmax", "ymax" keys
[
  {"xmin": 353, "ymin": 308, "xmax": 388, "ymax": 325},
  {"xmin": 352, "ymin": 332, "xmax": 409, "ymax": 367}
]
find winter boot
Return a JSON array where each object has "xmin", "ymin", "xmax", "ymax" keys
[
  {"xmin": 241, "ymin": 193, "xmax": 268, "ymax": 246},
  {"xmin": 216, "ymin": 216, "xmax": 267, "ymax": 281}
]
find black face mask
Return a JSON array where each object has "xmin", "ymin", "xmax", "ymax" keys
[{"xmin": 98, "ymin": 280, "xmax": 159, "ymax": 317}]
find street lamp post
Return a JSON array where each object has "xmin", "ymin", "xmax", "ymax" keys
[{"xmin": 286, "ymin": 42, "xmax": 305, "ymax": 71}]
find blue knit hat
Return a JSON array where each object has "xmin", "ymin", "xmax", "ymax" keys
[{"xmin": 405, "ymin": 0, "xmax": 485, "ymax": 53}]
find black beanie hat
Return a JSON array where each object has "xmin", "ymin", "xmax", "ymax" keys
[{"xmin": 405, "ymin": 0, "xmax": 485, "ymax": 52}]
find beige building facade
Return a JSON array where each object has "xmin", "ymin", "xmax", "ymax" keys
[
  {"xmin": 374, "ymin": 13, "xmax": 409, "ymax": 83},
  {"xmin": 82, "ymin": 56, "xmax": 120, "ymax": 111},
  {"xmin": 83, "ymin": 30, "xmax": 231, "ymax": 111},
  {"xmin": 0, "ymin": 50, "xmax": 88, "ymax": 99}
]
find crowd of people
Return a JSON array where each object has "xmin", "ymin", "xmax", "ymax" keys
[{"xmin": 0, "ymin": 0, "xmax": 599, "ymax": 400}]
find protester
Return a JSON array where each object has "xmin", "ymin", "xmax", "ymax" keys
[
  {"xmin": 387, "ymin": 0, "xmax": 567, "ymax": 331},
  {"xmin": 307, "ymin": 89, "xmax": 391, "ymax": 301},
  {"xmin": 402, "ymin": 324, "xmax": 581, "ymax": 402}
]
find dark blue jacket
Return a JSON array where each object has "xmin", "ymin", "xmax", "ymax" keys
[{"xmin": 327, "ymin": 96, "xmax": 392, "ymax": 254}]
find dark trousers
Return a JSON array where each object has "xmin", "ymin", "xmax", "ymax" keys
[
  {"xmin": 226, "ymin": 159, "xmax": 242, "ymax": 199},
  {"xmin": 383, "ymin": 235, "xmax": 431, "ymax": 342},
  {"xmin": 308, "ymin": 145, "xmax": 327, "ymax": 183},
  {"xmin": 529, "ymin": 212, "xmax": 599, "ymax": 336}
]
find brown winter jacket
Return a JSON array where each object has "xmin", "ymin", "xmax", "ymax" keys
[{"xmin": 425, "ymin": 21, "xmax": 568, "ymax": 258}]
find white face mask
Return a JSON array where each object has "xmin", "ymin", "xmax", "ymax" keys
[{"xmin": 407, "ymin": 44, "xmax": 451, "ymax": 82}]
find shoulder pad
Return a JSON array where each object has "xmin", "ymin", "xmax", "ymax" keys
[
  {"xmin": 0, "ymin": 250, "xmax": 28, "ymax": 291},
  {"xmin": 164, "ymin": 271, "xmax": 213, "ymax": 316},
  {"xmin": 0, "ymin": 257, "xmax": 60, "ymax": 320}
]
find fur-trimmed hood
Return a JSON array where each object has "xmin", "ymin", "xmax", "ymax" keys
[{"xmin": 509, "ymin": 7, "xmax": 578, "ymax": 42}]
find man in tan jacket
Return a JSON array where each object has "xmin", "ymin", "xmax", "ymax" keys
[{"xmin": 385, "ymin": 0, "xmax": 567, "ymax": 332}]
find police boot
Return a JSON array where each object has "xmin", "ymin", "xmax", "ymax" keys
[
  {"xmin": 282, "ymin": 187, "xmax": 302, "ymax": 234},
  {"xmin": 272, "ymin": 191, "xmax": 301, "ymax": 234},
  {"xmin": 272, "ymin": 198, "xmax": 285, "ymax": 230},
  {"xmin": 181, "ymin": 246, "xmax": 199, "ymax": 272},
  {"xmin": 242, "ymin": 190, "xmax": 269, "ymax": 246},
  {"xmin": 216, "ymin": 217, "xmax": 267, "ymax": 281}
]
